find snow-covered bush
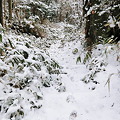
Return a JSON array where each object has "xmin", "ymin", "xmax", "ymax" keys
[
  {"xmin": 0, "ymin": 32, "xmax": 63, "ymax": 120},
  {"xmin": 81, "ymin": 43, "xmax": 120, "ymax": 86},
  {"xmin": 0, "ymin": 24, "xmax": 3, "ymax": 42},
  {"xmin": 29, "ymin": 1, "xmax": 57, "ymax": 21}
]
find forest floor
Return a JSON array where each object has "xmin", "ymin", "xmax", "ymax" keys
[
  {"xmin": 0, "ymin": 23, "xmax": 120, "ymax": 120},
  {"xmin": 25, "ymin": 34, "xmax": 120, "ymax": 120}
]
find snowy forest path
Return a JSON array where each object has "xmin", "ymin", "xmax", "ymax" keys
[
  {"xmin": 39, "ymin": 39, "xmax": 120, "ymax": 120},
  {"xmin": 45, "ymin": 40, "xmax": 90, "ymax": 120}
]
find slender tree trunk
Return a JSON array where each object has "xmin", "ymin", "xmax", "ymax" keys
[
  {"xmin": 4, "ymin": 0, "xmax": 6, "ymax": 27},
  {"xmin": 8, "ymin": 0, "xmax": 12, "ymax": 22},
  {"xmin": 0, "ymin": 0, "xmax": 3, "ymax": 25}
]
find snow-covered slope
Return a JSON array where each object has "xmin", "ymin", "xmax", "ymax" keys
[
  {"xmin": 40, "ymin": 39, "xmax": 120, "ymax": 120},
  {"xmin": 0, "ymin": 23, "xmax": 120, "ymax": 120}
]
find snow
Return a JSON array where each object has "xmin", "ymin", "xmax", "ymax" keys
[
  {"xmin": 99, "ymin": 11, "xmax": 106, "ymax": 16},
  {"xmin": 117, "ymin": 21, "xmax": 120, "ymax": 29},
  {"xmin": 0, "ymin": 21, "xmax": 120, "ymax": 120},
  {"xmin": 43, "ymin": 38, "xmax": 120, "ymax": 120},
  {"xmin": 108, "ymin": 16, "xmax": 116, "ymax": 28}
]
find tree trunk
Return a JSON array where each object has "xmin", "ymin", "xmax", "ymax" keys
[
  {"xmin": 8, "ymin": 0, "xmax": 12, "ymax": 22},
  {"xmin": 4, "ymin": 0, "xmax": 6, "ymax": 27},
  {"xmin": 0, "ymin": 0, "xmax": 3, "ymax": 25}
]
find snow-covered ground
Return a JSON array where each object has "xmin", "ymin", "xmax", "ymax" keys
[
  {"xmin": 24, "ymin": 39, "xmax": 120, "ymax": 120},
  {"xmin": 37, "ymin": 41, "xmax": 120, "ymax": 120},
  {"xmin": 0, "ymin": 23, "xmax": 120, "ymax": 120}
]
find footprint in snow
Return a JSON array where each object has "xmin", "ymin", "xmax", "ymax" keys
[
  {"xmin": 66, "ymin": 95, "xmax": 75, "ymax": 103},
  {"xmin": 69, "ymin": 110, "xmax": 77, "ymax": 120},
  {"xmin": 58, "ymin": 85, "xmax": 66, "ymax": 92}
]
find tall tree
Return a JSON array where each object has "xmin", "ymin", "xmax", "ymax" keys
[
  {"xmin": 0, "ymin": 0, "xmax": 3, "ymax": 25},
  {"xmin": 8, "ymin": 0, "xmax": 12, "ymax": 22},
  {"xmin": 4, "ymin": 0, "xmax": 6, "ymax": 27}
]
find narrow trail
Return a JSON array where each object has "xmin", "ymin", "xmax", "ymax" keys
[{"xmin": 39, "ymin": 40, "xmax": 120, "ymax": 120}]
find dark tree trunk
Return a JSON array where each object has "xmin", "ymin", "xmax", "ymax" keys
[
  {"xmin": 0, "ymin": 0, "xmax": 3, "ymax": 25},
  {"xmin": 8, "ymin": 0, "xmax": 12, "ymax": 22}
]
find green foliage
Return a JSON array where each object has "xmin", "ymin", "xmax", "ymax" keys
[
  {"xmin": 10, "ymin": 109, "xmax": 24, "ymax": 120},
  {"xmin": 0, "ymin": 31, "xmax": 64, "ymax": 120},
  {"xmin": 29, "ymin": 0, "xmax": 57, "ymax": 21},
  {"xmin": 76, "ymin": 56, "xmax": 81, "ymax": 64},
  {"xmin": 40, "ymin": 0, "xmax": 53, "ymax": 6},
  {"xmin": 3, "ymin": 36, "xmax": 62, "ymax": 89},
  {"xmin": 83, "ymin": 52, "xmax": 91, "ymax": 64},
  {"xmin": 8, "ymin": 39, "xmax": 15, "ymax": 48}
]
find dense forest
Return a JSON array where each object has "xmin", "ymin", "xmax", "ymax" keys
[
  {"xmin": 0, "ymin": 0, "xmax": 119, "ymax": 45},
  {"xmin": 0, "ymin": 0, "xmax": 120, "ymax": 120}
]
